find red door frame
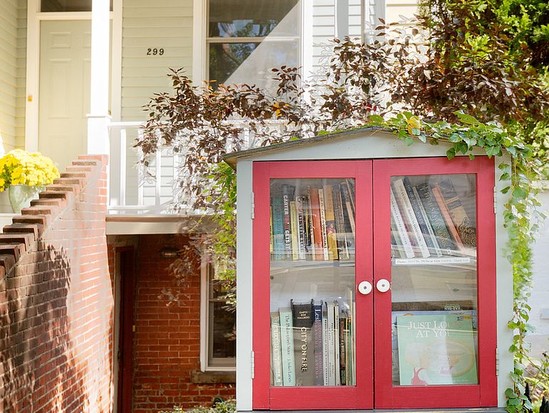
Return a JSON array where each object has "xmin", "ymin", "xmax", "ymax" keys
[
  {"xmin": 252, "ymin": 160, "xmax": 374, "ymax": 410},
  {"xmin": 372, "ymin": 156, "xmax": 497, "ymax": 408},
  {"xmin": 116, "ymin": 247, "xmax": 136, "ymax": 413},
  {"xmin": 251, "ymin": 157, "xmax": 497, "ymax": 410}
]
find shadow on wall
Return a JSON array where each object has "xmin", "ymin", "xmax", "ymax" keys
[{"xmin": 0, "ymin": 245, "xmax": 89, "ymax": 412}]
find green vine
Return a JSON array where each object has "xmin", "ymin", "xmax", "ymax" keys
[{"xmin": 368, "ymin": 111, "xmax": 548, "ymax": 412}]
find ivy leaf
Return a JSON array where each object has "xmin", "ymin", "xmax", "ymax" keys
[{"xmin": 512, "ymin": 187, "xmax": 527, "ymax": 200}]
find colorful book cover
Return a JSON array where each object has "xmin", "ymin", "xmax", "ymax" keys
[
  {"xmin": 271, "ymin": 195, "xmax": 285, "ymax": 260},
  {"xmin": 437, "ymin": 179, "xmax": 477, "ymax": 247},
  {"xmin": 396, "ymin": 313, "xmax": 478, "ymax": 386}
]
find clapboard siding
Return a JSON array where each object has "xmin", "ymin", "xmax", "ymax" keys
[
  {"xmin": 0, "ymin": 0, "xmax": 18, "ymax": 152},
  {"xmin": 386, "ymin": 0, "xmax": 418, "ymax": 22},
  {"xmin": 16, "ymin": 0, "xmax": 27, "ymax": 148},
  {"xmin": 121, "ymin": 0, "xmax": 193, "ymax": 121}
]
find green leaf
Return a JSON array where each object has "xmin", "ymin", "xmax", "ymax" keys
[{"xmin": 512, "ymin": 187, "xmax": 527, "ymax": 200}]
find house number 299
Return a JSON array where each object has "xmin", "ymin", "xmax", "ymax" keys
[{"xmin": 147, "ymin": 48, "xmax": 165, "ymax": 56}]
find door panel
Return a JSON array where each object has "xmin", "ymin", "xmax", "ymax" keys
[
  {"xmin": 253, "ymin": 160, "xmax": 374, "ymax": 410},
  {"xmin": 39, "ymin": 20, "xmax": 91, "ymax": 170},
  {"xmin": 373, "ymin": 157, "xmax": 497, "ymax": 409}
]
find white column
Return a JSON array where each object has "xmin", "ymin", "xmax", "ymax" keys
[{"xmin": 87, "ymin": 0, "xmax": 111, "ymax": 155}]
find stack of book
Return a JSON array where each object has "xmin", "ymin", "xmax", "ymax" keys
[
  {"xmin": 271, "ymin": 180, "xmax": 356, "ymax": 261},
  {"xmin": 391, "ymin": 177, "xmax": 477, "ymax": 261},
  {"xmin": 270, "ymin": 299, "xmax": 356, "ymax": 387}
]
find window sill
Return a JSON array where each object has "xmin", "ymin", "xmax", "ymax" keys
[{"xmin": 191, "ymin": 370, "xmax": 236, "ymax": 384}]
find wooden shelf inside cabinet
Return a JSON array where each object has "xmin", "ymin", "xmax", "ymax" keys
[{"xmin": 392, "ymin": 256, "xmax": 477, "ymax": 266}]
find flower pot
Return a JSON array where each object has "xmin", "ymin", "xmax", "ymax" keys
[{"xmin": 8, "ymin": 185, "xmax": 44, "ymax": 213}]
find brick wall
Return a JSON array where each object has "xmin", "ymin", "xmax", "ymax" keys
[
  {"xmin": 0, "ymin": 156, "xmax": 114, "ymax": 412},
  {"xmin": 130, "ymin": 234, "xmax": 235, "ymax": 413}
]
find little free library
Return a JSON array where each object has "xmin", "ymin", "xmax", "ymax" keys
[{"xmin": 226, "ymin": 128, "xmax": 513, "ymax": 411}]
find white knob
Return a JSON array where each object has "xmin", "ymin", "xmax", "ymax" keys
[
  {"xmin": 357, "ymin": 281, "xmax": 373, "ymax": 295},
  {"xmin": 376, "ymin": 279, "xmax": 391, "ymax": 293}
]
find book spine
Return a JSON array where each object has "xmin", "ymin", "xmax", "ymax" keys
[
  {"xmin": 271, "ymin": 196, "xmax": 285, "ymax": 260},
  {"xmin": 291, "ymin": 300, "xmax": 315, "ymax": 386},
  {"xmin": 270, "ymin": 312, "xmax": 283, "ymax": 386},
  {"xmin": 340, "ymin": 183, "xmax": 356, "ymax": 234},
  {"xmin": 326, "ymin": 301, "xmax": 336, "ymax": 385},
  {"xmin": 392, "ymin": 178, "xmax": 430, "ymax": 257},
  {"xmin": 282, "ymin": 185, "xmax": 293, "ymax": 259},
  {"xmin": 318, "ymin": 189, "xmax": 329, "ymax": 260},
  {"xmin": 323, "ymin": 184, "xmax": 339, "ymax": 260},
  {"xmin": 308, "ymin": 187, "xmax": 324, "ymax": 261},
  {"xmin": 415, "ymin": 182, "xmax": 458, "ymax": 253},
  {"xmin": 334, "ymin": 301, "xmax": 341, "ymax": 386},
  {"xmin": 313, "ymin": 303, "xmax": 324, "ymax": 385},
  {"xmin": 437, "ymin": 179, "xmax": 477, "ymax": 247},
  {"xmin": 390, "ymin": 187, "xmax": 415, "ymax": 258},
  {"xmin": 412, "ymin": 186, "xmax": 442, "ymax": 256},
  {"xmin": 322, "ymin": 303, "xmax": 329, "ymax": 385},
  {"xmin": 339, "ymin": 315, "xmax": 347, "ymax": 385},
  {"xmin": 402, "ymin": 177, "xmax": 436, "ymax": 255},
  {"xmin": 290, "ymin": 201, "xmax": 299, "ymax": 260},
  {"xmin": 431, "ymin": 185, "xmax": 464, "ymax": 249},
  {"xmin": 279, "ymin": 308, "xmax": 296, "ymax": 386},
  {"xmin": 295, "ymin": 196, "xmax": 307, "ymax": 260},
  {"xmin": 333, "ymin": 184, "xmax": 349, "ymax": 260}
]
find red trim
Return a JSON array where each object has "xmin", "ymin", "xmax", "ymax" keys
[{"xmin": 373, "ymin": 156, "xmax": 497, "ymax": 408}]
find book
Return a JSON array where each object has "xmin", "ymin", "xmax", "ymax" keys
[
  {"xmin": 326, "ymin": 301, "xmax": 336, "ymax": 385},
  {"xmin": 295, "ymin": 195, "xmax": 308, "ymax": 260},
  {"xmin": 437, "ymin": 179, "xmax": 477, "ymax": 247},
  {"xmin": 390, "ymin": 187, "xmax": 415, "ymax": 258},
  {"xmin": 414, "ymin": 182, "xmax": 458, "ymax": 253},
  {"xmin": 271, "ymin": 195, "xmax": 285, "ymax": 259},
  {"xmin": 308, "ymin": 187, "xmax": 324, "ymax": 261},
  {"xmin": 291, "ymin": 300, "xmax": 315, "ymax": 386},
  {"xmin": 323, "ymin": 184, "xmax": 339, "ymax": 260},
  {"xmin": 282, "ymin": 185, "xmax": 294, "ymax": 259},
  {"xmin": 334, "ymin": 301, "xmax": 341, "ymax": 385},
  {"xmin": 333, "ymin": 184, "xmax": 349, "ymax": 260},
  {"xmin": 279, "ymin": 307, "xmax": 296, "ymax": 386},
  {"xmin": 431, "ymin": 185, "xmax": 464, "ymax": 250},
  {"xmin": 412, "ymin": 185, "xmax": 442, "ymax": 256},
  {"xmin": 318, "ymin": 189, "xmax": 329, "ymax": 260},
  {"xmin": 340, "ymin": 182, "xmax": 356, "ymax": 235},
  {"xmin": 289, "ymin": 200, "xmax": 299, "ymax": 260},
  {"xmin": 270, "ymin": 312, "xmax": 284, "ymax": 386},
  {"xmin": 321, "ymin": 302, "xmax": 329, "ymax": 385},
  {"xmin": 312, "ymin": 302, "xmax": 324, "ymax": 385},
  {"xmin": 396, "ymin": 313, "xmax": 478, "ymax": 385},
  {"xmin": 392, "ymin": 178, "xmax": 430, "ymax": 257}
]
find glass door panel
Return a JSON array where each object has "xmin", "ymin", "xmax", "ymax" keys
[
  {"xmin": 269, "ymin": 178, "xmax": 356, "ymax": 387},
  {"xmin": 389, "ymin": 173, "xmax": 479, "ymax": 386}
]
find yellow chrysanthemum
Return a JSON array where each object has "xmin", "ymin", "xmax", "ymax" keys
[{"xmin": 0, "ymin": 149, "xmax": 59, "ymax": 191}]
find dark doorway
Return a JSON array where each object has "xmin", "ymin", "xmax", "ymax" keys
[{"xmin": 117, "ymin": 247, "xmax": 136, "ymax": 413}]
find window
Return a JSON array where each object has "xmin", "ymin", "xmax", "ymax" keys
[
  {"xmin": 41, "ymin": 0, "xmax": 113, "ymax": 12},
  {"xmin": 206, "ymin": 0, "xmax": 300, "ymax": 88},
  {"xmin": 201, "ymin": 261, "xmax": 236, "ymax": 370}
]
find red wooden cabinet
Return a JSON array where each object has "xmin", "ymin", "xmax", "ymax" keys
[{"xmin": 251, "ymin": 157, "xmax": 497, "ymax": 410}]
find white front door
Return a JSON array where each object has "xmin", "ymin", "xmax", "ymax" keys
[{"xmin": 39, "ymin": 20, "xmax": 91, "ymax": 171}]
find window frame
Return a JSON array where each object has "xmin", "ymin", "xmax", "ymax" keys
[
  {"xmin": 200, "ymin": 257, "xmax": 236, "ymax": 372},
  {"xmin": 193, "ymin": 0, "xmax": 303, "ymax": 86}
]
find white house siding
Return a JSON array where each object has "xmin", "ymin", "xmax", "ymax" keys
[
  {"xmin": 15, "ymin": 0, "xmax": 26, "ymax": 149},
  {"xmin": 528, "ymin": 189, "xmax": 549, "ymax": 358},
  {"xmin": 0, "ymin": 0, "xmax": 20, "ymax": 153},
  {"xmin": 120, "ymin": 0, "xmax": 193, "ymax": 207},
  {"xmin": 385, "ymin": 0, "xmax": 419, "ymax": 23}
]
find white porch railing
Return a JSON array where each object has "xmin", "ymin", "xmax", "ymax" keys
[{"xmin": 108, "ymin": 121, "xmax": 182, "ymax": 215}]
